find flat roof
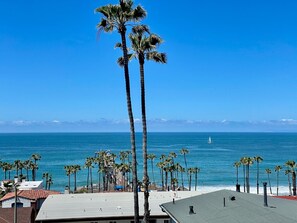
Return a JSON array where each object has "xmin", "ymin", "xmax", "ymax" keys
[
  {"xmin": 36, "ymin": 191, "xmax": 200, "ymax": 221},
  {"xmin": 160, "ymin": 190, "xmax": 297, "ymax": 223}
]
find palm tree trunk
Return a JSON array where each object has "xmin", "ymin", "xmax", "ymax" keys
[
  {"xmin": 195, "ymin": 172, "xmax": 198, "ymax": 191},
  {"xmin": 86, "ymin": 167, "xmax": 89, "ymax": 192},
  {"xmin": 183, "ymin": 155, "xmax": 189, "ymax": 186},
  {"xmin": 74, "ymin": 172, "xmax": 77, "ymax": 192},
  {"xmin": 256, "ymin": 162, "xmax": 259, "ymax": 194},
  {"xmin": 90, "ymin": 168, "xmax": 93, "ymax": 193},
  {"xmin": 288, "ymin": 173, "xmax": 292, "ymax": 195},
  {"xmin": 293, "ymin": 171, "xmax": 296, "ymax": 196},
  {"xmin": 151, "ymin": 160, "xmax": 155, "ymax": 184},
  {"xmin": 189, "ymin": 174, "xmax": 192, "ymax": 191},
  {"xmin": 181, "ymin": 171, "xmax": 184, "ymax": 190},
  {"xmin": 246, "ymin": 164, "xmax": 250, "ymax": 193},
  {"xmin": 165, "ymin": 171, "xmax": 168, "ymax": 190},
  {"xmin": 161, "ymin": 168, "xmax": 164, "ymax": 190},
  {"xmin": 236, "ymin": 167, "xmax": 239, "ymax": 185},
  {"xmin": 139, "ymin": 60, "xmax": 150, "ymax": 223},
  {"xmin": 68, "ymin": 174, "xmax": 71, "ymax": 192},
  {"xmin": 120, "ymin": 30, "xmax": 139, "ymax": 223},
  {"xmin": 98, "ymin": 164, "xmax": 101, "ymax": 192},
  {"xmin": 243, "ymin": 165, "xmax": 246, "ymax": 193},
  {"xmin": 268, "ymin": 174, "xmax": 272, "ymax": 194}
]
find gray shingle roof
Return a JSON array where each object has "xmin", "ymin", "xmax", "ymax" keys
[{"xmin": 160, "ymin": 190, "xmax": 297, "ymax": 223}]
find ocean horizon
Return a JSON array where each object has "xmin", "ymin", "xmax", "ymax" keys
[{"xmin": 0, "ymin": 132, "xmax": 296, "ymax": 195}]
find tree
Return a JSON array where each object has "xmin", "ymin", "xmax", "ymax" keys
[
  {"xmin": 23, "ymin": 160, "xmax": 32, "ymax": 180},
  {"xmin": 64, "ymin": 165, "xmax": 73, "ymax": 192},
  {"xmin": 274, "ymin": 165, "xmax": 282, "ymax": 196},
  {"xmin": 240, "ymin": 157, "xmax": 246, "ymax": 192},
  {"xmin": 42, "ymin": 172, "xmax": 49, "ymax": 190},
  {"xmin": 48, "ymin": 175, "xmax": 53, "ymax": 190},
  {"xmin": 95, "ymin": 2, "xmax": 146, "ymax": 222},
  {"xmin": 285, "ymin": 169, "xmax": 292, "ymax": 195},
  {"xmin": 147, "ymin": 154, "xmax": 156, "ymax": 184},
  {"xmin": 180, "ymin": 148, "xmax": 189, "ymax": 187},
  {"xmin": 73, "ymin": 165, "xmax": 81, "ymax": 192},
  {"xmin": 254, "ymin": 156, "xmax": 263, "ymax": 194},
  {"xmin": 31, "ymin": 154, "xmax": 41, "ymax": 180},
  {"xmin": 233, "ymin": 161, "xmax": 241, "ymax": 186},
  {"xmin": 188, "ymin": 168, "xmax": 194, "ymax": 191},
  {"xmin": 193, "ymin": 167, "xmax": 200, "ymax": 191},
  {"xmin": 85, "ymin": 157, "xmax": 94, "ymax": 193},
  {"xmin": 265, "ymin": 168, "xmax": 272, "ymax": 194},
  {"xmin": 244, "ymin": 157, "xmax": 254, "ymax": 193},
  {"xmin": 285, "ymin": 160, "xmax": 296, "ymax": 196}
]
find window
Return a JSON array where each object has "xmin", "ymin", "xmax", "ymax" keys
[{"xmin": 164, "ymin": 220, "xmax": 170, "ymax": 223}]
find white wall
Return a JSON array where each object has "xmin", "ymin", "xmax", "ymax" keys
[{"xmin": 1, "ymin": 197, "xmax": 31, "ymax": 208}]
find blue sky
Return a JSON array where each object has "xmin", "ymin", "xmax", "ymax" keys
[{"xmin": 0, "ymin": 0, "xmax": 297, "ymax": 132}]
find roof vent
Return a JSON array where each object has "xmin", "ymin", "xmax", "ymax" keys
[
  {"xmin": 230, "ymin": 196, "xmax": 236, "ymax": 201},
  {"xmin": 189, "ymin": 206, "xmax": 196, "ymax": 215}
]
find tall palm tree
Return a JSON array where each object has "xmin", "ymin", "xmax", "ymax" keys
[
  {"xmin": 31, "ymin": 154, "xmax": 41, "ymax": 179},
  {"xmin": 244, "ymin": 157, "xmax": 254, "ymax": 193},
  {"xmin": 240, "ymin": 157, "xmax": 246, "ymax": 192},
  {"xmin": 23, "ymin": 160, "xmax": 32, "ymax": 180},
  {"xmin": 193, "ymin": 167, "xmax": 200, "ymax": 191},
  {"xmin": 180, "ymin": 148, "xmax": 189, "ymax": 186},
  {"xmin": 285, "ymin": 169, "xmax": 292, "ymax": 195},
  {"xmin": 48, "ymin": 175, "xmax": 53, "ymax": 190},
  {"xmin": 265, "ymin": 168, "xmax": 272, "ymax": 194},
  {"xmin": 274, "ymin": 165, "xmax": 282, "ymax": 196},
  {"xmin": 85, "ymin": 157, "xmax": 94, "ymax": 193},
  {"xmin": 119, "ymin": 24, "xmax": 166, "ymax": 222},
  {"xmin": 285, "ymin": 160, "xmax": 296, "ymax": 196},
  {"xmin": 233, "ymin": 161, "xmax": 241, "ymax": 186},
  {"xmin": 14, "ymin": 160, "xmax": 21, "ymax": 177},
  {"xmin": 156, "ymin": 161, "xmax": 165, "ymax": 190},
  {"xmin": 42, "ymin": 172, "xmax": 49, "ymax": 190},
  {"xmin": 64, "ymin": 165, "xmax": 73, "ymax": 193},
  {"xmin": 147, "ymin": 153, "xmax": 156, "ymax": 184},
  {"xmin": 254, "ymin": 156, "xmax": 263, "ymax": 194},
  {"xmin": 188, "ymin": 168, "xmax": 194, "ymax": 191},
  {"xmin": 73, "ymin": 165, "xmax": 81, "ymax": 192},
  {"xmin": 95, "ymin": 2, "xmax": 146, "ymax": 221}
]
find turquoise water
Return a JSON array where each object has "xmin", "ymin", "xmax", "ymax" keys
[{"xmin": 0, "ymin": 132, "xmax": 296, "ymax": 193}]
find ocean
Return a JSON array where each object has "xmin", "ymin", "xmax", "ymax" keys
[{"xmin": 0, "ymin": 132, "xmax": 296, "ymax": 194}]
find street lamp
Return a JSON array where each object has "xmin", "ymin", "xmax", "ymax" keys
[{"xmin": 10, "ymin": 176, "xmax": 19, "ymax": 223}]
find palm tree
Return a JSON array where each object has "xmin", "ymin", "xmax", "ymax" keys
[
  {"xmin": 23, "ymin": 160, "xmax": 32, "ymax": 180},
  {"xmin": 147, "ymin": 153, "xmax": 156, "ymax": 184},
  {"xmin": 245, "ymin": 157, "xmax": 254, "ymax": 193},
  {"xmin": 240, "ymin": 157, "xmax": 246, "ymax": 192},
  {"xmin": 95, "ymin": 2, "xmax": 146, "ymax": 222},
  {"xmin": 285, "ymin": 160, "xmax": 296, "ymax": 196},
  {"xmin": 48, "ymin": 175, "xmax": 53, "ymax": 190},
  {"xmin": 64, "ymin": 165, "xmax": 73, "ymax": 193},
  {"xmin": 188, "ymin": 168, "xmax": 194, "ymax": 191},
  {"xmin": 73, "ymin": 165, "xmax": 81, "ymax": 192},
  {"xmin": 233, "ymin": 161, "xmax": 241, "ymax": 187},
  {"xmin": 265, "ymin": 168, "xmax": 272, "ymax": 194},
  {"xmin": 193, "ymin": 167, "xmax": 200, "ymax": 191},
  {"xmin": 285, "ymin": 169, "xmax": 292, "ymax": 195},
  {"xmin": 31, "ymin": 154, "xmax": 41, "ymax": 179},
  {"xmin": 14, "ymin": 160, "xmax": 21, "ymax": 177},
  {"xmin": 85, "ymin": 157, "xmax": 94, "ymax": 193},
  {"xmin": 42, "ymin": 172, "xmax": 49, "ymax": 190},
  {"xmin": 30, "ymin": 162, "xmax": 38, "ymax": 181},
  {"xmin": 254, "ymin": 156, "xmax": 263, "ymax": 194},
  {"xmin": 156, "ymin": 161, "xmax": 165, "ymax": 190},
  {"xmin": 180, "ymin": 148, "xmax": 189, "ymax": 186},
  {"xmin": 275, "ymin": 165, "xmax": 282, "ymax": 196}
]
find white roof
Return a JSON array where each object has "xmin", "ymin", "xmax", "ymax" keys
[
  {"xmin": 18, "ymin": 181, "xmax": 43, "ymax": 190},
  {"xmin": 36, "ymin": 191, "xmax": 200, "ymax": 221}
]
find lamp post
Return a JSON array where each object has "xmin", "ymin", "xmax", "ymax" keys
[{"xmin": 13, "ymin": 176, "xmax": 19, "ymax": 223}]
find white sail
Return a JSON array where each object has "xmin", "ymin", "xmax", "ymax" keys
[{"xmin": 208, "ymin": 137, "xmax": 212, "ymax": 144}]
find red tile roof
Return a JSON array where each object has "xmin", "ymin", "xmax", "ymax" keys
[
  {"xmin": 0, "ymin": 190, "xmax": 60, "ymax": 202},
  {"xmin": 275, "ymin": 196, "xmax": 297, "ymax": 201}
]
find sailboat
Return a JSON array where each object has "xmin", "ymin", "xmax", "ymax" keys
[{"xmin": 208, "ymin": 136, "xmax": 212, "ymax": 144}]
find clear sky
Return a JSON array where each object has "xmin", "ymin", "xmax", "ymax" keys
[{"xmin": 1, "ymin": 0, "xmax": 297, "ymax": 132}]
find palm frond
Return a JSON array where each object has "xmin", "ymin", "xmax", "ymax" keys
[
  {"xmin": 114, "ymin": 42, "xmax": 122, "ymax": 49},
  {"xmin": 132, "ymin": 25, "xmax": 150, "ymax": 35},
  {"xmin": 132, "ymin": 5, "xmax": 147, "ymax": 21},
  {"xmin": 146, "ymin": 51, "xmax": 167, "ymax": 63},
  {"xmin": 117, "ymin": 53, "xmax": 135, "ymax": 67}
]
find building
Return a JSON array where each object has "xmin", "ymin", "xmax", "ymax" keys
[
  {"xmin": 18, "ymin": 180, "xmax": 43, "ymax": 190},
  {"xmin": 0, "ymin": 207, "xmax": 35, "ymax": 223},
  {"xmin": 160, "ymin": 190, "xmax": 297, "ymax": 223},
  {"xmin": 0, "ymin": 189, "xmax": 60, "ymax": 211},
  {"xmin": 36, "ymin": 191, "xmax": 200, "ymax": 222}
]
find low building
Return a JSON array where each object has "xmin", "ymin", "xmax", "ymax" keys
[
  {"xmin": 36, "ymin": 191, "xmax": 200, "ymax": 223},
  {"xmin": 0, "ymin": 207, "xmax": 35, "ymax": 223},
  {"xmin": 160, "ymin": 190, "xmax": 297, "ymax": 223},
  {"xmin": 0, "ymin": 189, "xmax": 60, "ymax": 211},
  {"xmin": 18, "ymin": 180, "xmax": 43, "ymax": 190}
]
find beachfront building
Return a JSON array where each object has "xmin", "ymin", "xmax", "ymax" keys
[
  {"xmin": 0, "ymin": 189, "xmax": 60, "ymax": 211},
  {"xmin": 36, "ymin": 191, "xmax": 200, "ymax": 223},
  {"xmin": 160, "ymin": 189, "xmax": 297, "ymax": 223},
  {"xmin": 0, "ymin": 207, "xmax": 36, "ymax": 223},
  {"xmin": 18, "ymin": 180, "xmax": 43, "ymax": 190}
]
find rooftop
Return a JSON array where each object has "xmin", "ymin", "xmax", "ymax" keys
[
  {"xmin": 160, "ymin": 190, "xmax": 297, "ymax": 223},
  {"xmin": 0, "ymin": 189, "xmax": 60, "ymax": 202},
  {"xmin": 36, "ymin": 191, "xmax": 200, "ymax": 221}
]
